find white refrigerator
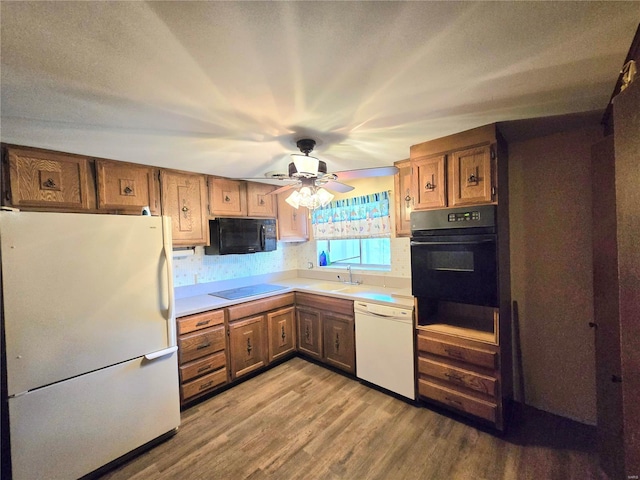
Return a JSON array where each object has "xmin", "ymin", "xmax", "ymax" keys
[{"xmin": 0, "ymin": 210, "xmax": 181, "ymax": 480}]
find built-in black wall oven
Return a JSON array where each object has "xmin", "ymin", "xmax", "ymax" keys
[{"xmin": 410, "ymin": 205, "xmax": 498, "ymax": 308}]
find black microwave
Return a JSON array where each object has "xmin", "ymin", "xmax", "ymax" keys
[{"xmin": 205, "ymin": 218, "xmax": 277, "ymax": 255}]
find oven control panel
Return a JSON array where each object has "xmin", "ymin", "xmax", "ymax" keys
[{"xmin": 447, "ymin": 211, "xmax": 480, "ymax": 222}]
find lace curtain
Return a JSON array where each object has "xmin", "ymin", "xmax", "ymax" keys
[{"xmin": 311, "ymin": 191, "xmax": 391, "ymax": 240}]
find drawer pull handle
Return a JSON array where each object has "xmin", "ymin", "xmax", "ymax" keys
[
  {"xmin": 443, "ymin": 348, "xmax": 464, "ymax": 359},
  {"xmin": 43, "ymin": 178, "xmax": 57, "ymax": 189},
  {"xmin": 196, "ymin": 320, "xmax": 211, "ymax": 327},
  {"xmin": 197, "ymin": 342, "xmax": 211, "ymax": 350},
  {"xmin": 445, "ymin": 396, "xmax": 463, "ymax": 407},
  {"xmin": 197, "ymin": 365, "xmax": 211, "ymax": 373},
  {"xmin": 445, "ymin": 372, "xmax": 464, "ymax": 382},
  {"xmin": 199, "ymin": 381, "xmax": 213, "ymax": 391}
]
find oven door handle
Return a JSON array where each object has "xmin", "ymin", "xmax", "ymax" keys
[{"xmin": 410, "ymin": 239, "xmax": 495, "ymax": 246}]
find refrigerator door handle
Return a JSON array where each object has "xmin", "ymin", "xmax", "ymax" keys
[
  {"xmin": 144, "ymin": 346, "xmax": 178, "ymax": 360},
  {"xmin": 162, "ymin": 216, "xmax": 177, "ymax": 348}
]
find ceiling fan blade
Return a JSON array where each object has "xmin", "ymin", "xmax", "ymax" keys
[
  {"xmin": 269, "ymin": 183, "xmax": 298, "ymax": 195},
  {"xmin": 334, "ymin": 165, "xmax": 399, "ymax": 181},
  {"xmin": 323, "ymin": 181, "xmax": 355, "ymax": 193}
]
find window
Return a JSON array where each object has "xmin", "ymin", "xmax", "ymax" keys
[
  {"xmin": 312, "ymin": 190, "xmax": 392, "ymax": 269},
  {"xmin": 316, "ymin": 237, "xmax": 391, "ymax": 269}
]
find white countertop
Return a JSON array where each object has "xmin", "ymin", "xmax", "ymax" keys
[{"xmin": 175, "ymin": 278, "xmax": 414, "ymax": 317}]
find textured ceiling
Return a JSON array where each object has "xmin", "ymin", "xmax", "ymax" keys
[{"xmin": 1, "ymin": 2, "xmax": 638, "ymax": 180}]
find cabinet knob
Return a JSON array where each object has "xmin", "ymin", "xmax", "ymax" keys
[
  {"xmin": 467, "ymin": 174, "xmax": 478, "ymax": 184},
  {"xmin": 43, "ymin": 178, "xmax": 57, "ymax": 189},
  {"xmin": 424, "ymin": 182, "xmax": 435, "ymax": 191},
  {"xmin": 247, "ymin": 338, "xmax": 252, "ymax": 355},
  {"xmin": 224, "ymin": 195, "xmax": 231, "ymax": 203},
  {"xmin": 281, "ymin": 325, "xmax": 286, "ymax": 341},
  {"xmin": 123, "ymin": 186, "xmax": 133, "ymax": 195},
  {"xmin": 335, "ymin": 333, "xmax": 340, "ymax": 352}
]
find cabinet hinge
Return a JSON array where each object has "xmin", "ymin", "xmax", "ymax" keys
[
  {"xmin": 491, "ymin": 186, "xmax": 497, "ymax": 197},
  {"xmin": 491, "ymin": 148, "xmax": 496, "ymax": 161}
]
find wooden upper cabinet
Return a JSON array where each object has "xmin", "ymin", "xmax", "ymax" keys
[
  {"xmin": 4, "ymin": 146, "xmax": 92, "ymax": 211},
  {"xmin": 412, "ymin": 154, "xmax": 446, "ymax": 210},
  {"xmin": 277, "ymin": 193, "xmax": 308, "ymax": 242},
  {"xmin": 410, "ymin": 124, "xmax": 501, "ymax": 211},
  {"xmin": 393, "ymin": 159, "xmax": 412, "ymax": 236},
  {"xmin": 449, "ymin": 145, "xmax": 494, "ymax": 207},
  {"xmin": 95, "ymin": 159, "xmax": 160, "ymax": 215},
  {"xmin": 246, "ymin": 182, "xmax": 277, "ymax": 218},
  {"xmin": 209, "ymin": 177, "xmax": 247, "ymax": 217},
  {"xmin": 160, "ymin": 170, "xmax": 209, "ymax": 247}
]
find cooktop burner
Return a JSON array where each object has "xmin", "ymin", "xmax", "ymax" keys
[{"xmin": 209, "ymin": 283, "xmax": 287, "ymax": 300}]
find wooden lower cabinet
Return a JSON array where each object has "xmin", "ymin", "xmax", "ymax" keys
[
  {"xmin": 227, "ymin": 293, "xmax": 296, "ymax": 380},
  {"xmin": 267, "ymin": 306, "xmax": 296, "ymax": 362},
  {"xmin": 416, "ymin": 329, "xmax": 504, "ymax": 430},
  {"xmin": 322, "ymin": 314, "xmax": 356, "ymax": 374},
  {"xmin": 297, "ymin": 307, "xmax": 322, "ymax": 360},
  {"xmin": 296, "ymin": 292, "xmax": 355, "ymax": 375},
  {"xmin": 229, "ymin": 315, "xmax": 267, "ymax": 380},
  {"xmin": 177, "ymin": 309, "xmax": 227, "ymax": 405}
]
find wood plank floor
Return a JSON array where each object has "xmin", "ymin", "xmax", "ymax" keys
[{"xmin": 97, "ymin": 357, "xmax": 606, "ymax": 480}]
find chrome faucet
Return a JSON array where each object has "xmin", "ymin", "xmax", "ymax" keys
[{"xmin": 341, "ymin": 265, "xmax": 361, "ymax": 285}]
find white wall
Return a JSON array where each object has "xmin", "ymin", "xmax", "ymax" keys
[{"xmin": 509, "ymin": 125, "xmax": 601, "ymax": 424}]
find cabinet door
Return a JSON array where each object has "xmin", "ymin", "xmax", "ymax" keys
[
  {"xmin": 247, "ymin": 182, "xmax": 277, "ymax": 217},
  {"xmin": 449, "ymin": 145, "xmax": 494, "ymax": 206},
  {"xmin": 393, "ymin": 159, "xmax": 412, "ymax": 236},
  {"xmin": 412, "ymin": 154, "xmax": 446, "ymax": 210},
  {"xmin": 267, "ymin": 306, "xmax": 296, "ymax": 363},
  {"xmin": 323, "ymin": 313, "xmax": 355, "ymax": 374},
  {"xmin": 5, "ymin": 147, "xmax": 92, "ymax": 210},
  {"xmin": 297, "ymin": 308, "xmax": 322, "ymax": 360},
  {"xmin": 229, "ymin": 315, "xmax": 266, "ymax": 380},
  {"xmin": 277, "ymin": 194, "xmax": 308, "ymax": 242},
  {"xmin": 160, "ymin": 170, "xmax": 208, "ymax": 247},
  {"xmin": 95, "ymin": 159, "xmax": 160, "ymax": 215},
  {"xmin": 209, "ymin": 177, "xmax": 247, "ymax": 216}
]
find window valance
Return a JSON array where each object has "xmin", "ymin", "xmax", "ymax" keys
[{"xmin": 311, "ymin": 191, "xmax": 391, "ymax": 240}]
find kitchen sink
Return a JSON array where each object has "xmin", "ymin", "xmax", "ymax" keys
[
  {"xmin": 306, "ymin": 282, "xmax": 367, "ymax": 294},
  {"xmin": 306, "ymin": 282, "xmax": 348, "ymax": 292}
]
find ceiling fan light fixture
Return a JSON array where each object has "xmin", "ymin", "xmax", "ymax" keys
[{"xmin": 285, "ymin": 186, "xmax": 334, "ymax": 210}]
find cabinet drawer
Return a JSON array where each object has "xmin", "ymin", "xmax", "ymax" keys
[
  {"xmin": 178, "ymin": 325, "xmax": 225, "ymax": 364},
  {"xmin": 181, "ymin": 369, "xmax": 227, "ymax": 401},
  {"xmin": 180, "ymin": 351, "xmax": 227, "ymax": 383},
  {"xmin": 178, "ymin": 310, "xmax": 225, "ymax": 335},
  {"xmin": 418, "ymin": 379, "xmax": 497, "ymax": 423},
  {"xmin": 417, "ymin": 335, "xmax": 497, "ymax": 369},
  {"xmin": 418, "ymin": 357, "xmax": 497, "ymax": 398}
]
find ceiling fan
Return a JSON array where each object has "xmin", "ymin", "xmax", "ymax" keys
[{"xmin": 245, "ymin": 138, "xmax": 398, "ymax": 208}]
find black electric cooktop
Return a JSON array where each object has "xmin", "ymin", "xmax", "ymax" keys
[{"xmin": 208, "ymin": 283, "xmax": 287, "ymax": 300}]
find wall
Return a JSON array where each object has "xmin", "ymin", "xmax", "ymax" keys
[
  {"xmin": 173, "ymin": 175, "xmax": 412, "ymax": 288},
  {"xmin": 509, "ymin": 125, "xmax": 602, "ymax": 424}
]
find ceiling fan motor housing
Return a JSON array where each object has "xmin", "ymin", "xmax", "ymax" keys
[{"xmin": 296, "ymin": 138, "xmax": 316, "ymax": 155}]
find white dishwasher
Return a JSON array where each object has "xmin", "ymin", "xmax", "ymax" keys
[{"xmin": 354, "ymin": 301, "xmax": 415, "ymax": 400}]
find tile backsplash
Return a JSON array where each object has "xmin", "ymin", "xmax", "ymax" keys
[{"xmin": 173, "ymin": 237, "xmax": 411, "ymax": 287}]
